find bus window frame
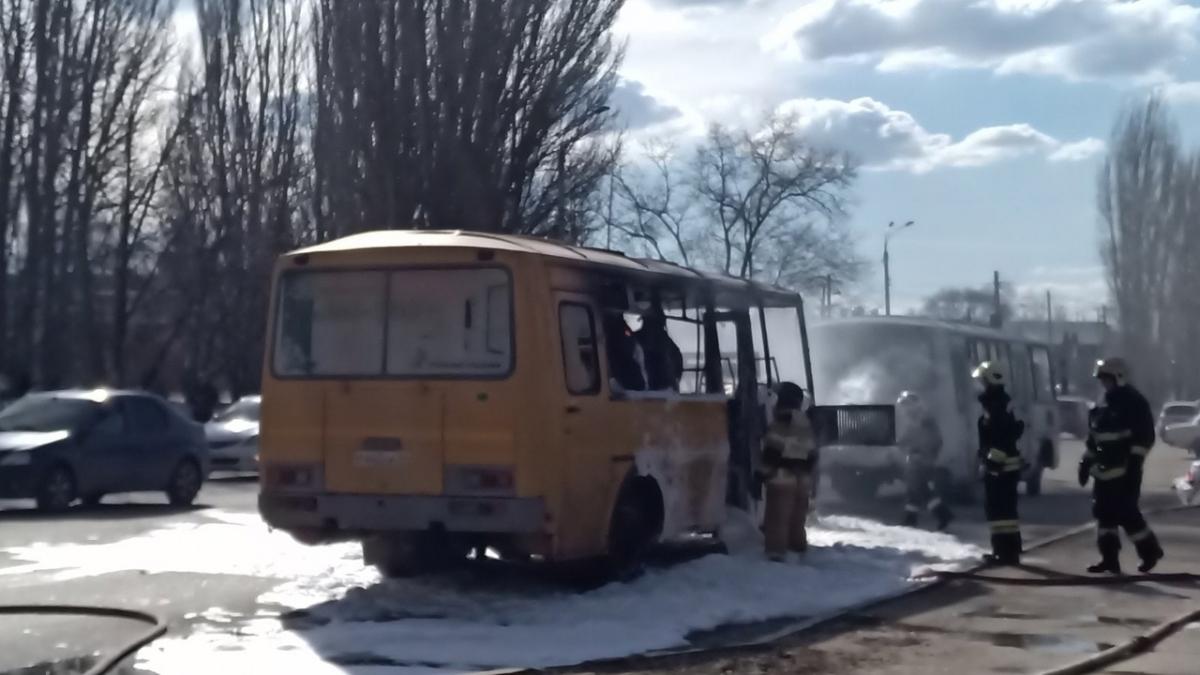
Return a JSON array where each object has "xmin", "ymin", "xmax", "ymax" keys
[
  {"xmin": 269, "ymin": 263, "xmax": 517, "ymax": 381},
  {"xmin": 558, "ymin": 301, "xmax": 602, "ymax": 396}
]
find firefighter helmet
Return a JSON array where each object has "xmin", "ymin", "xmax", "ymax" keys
[
  {"xmin": 1094, "ymin": 357, "xmax": 1129, "ymax": 384},
  {"xmin": 972, "ymin": 361, "xmax": 1005, "ymax": 387},
  {"xmin": 896, "ymin": 390, "xmax": 922, "ymax": 407}
]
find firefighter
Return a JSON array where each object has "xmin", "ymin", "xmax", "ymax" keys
[
  {"xmin": 974, "ymin": 361, "xmax": 1024, "ymax": 565},
  {"xmin": 1081, "ymin": 360, "xmax": 1164, "ymax": 574},
  {"xmin": 897, "ymin": 391, "xmax": 954, "ymax": 530},
  {"xmin": 1094, "ymin": 358, "xmax": 1155, "ymax": 504},
  {"xmin": 761, "ymin": 381, "xmax": 816, "ymax": 561}
]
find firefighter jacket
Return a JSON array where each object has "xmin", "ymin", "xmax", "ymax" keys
[
  {"xmin": 899, "ymin": 414, "xmax": 942, "ymax": 468},
  {"xmin": 1102, "ymin": 384, "xmax": 1155, "ymax": 461},
  {"xmin": 977, "ymin": 387, "xmax": 1025, "ymax": 476},
  {"xmin": 763, "ymin": 409, "xmax": 816, "ymax": 473},
  {"xmin": 1084, "ymin": 405, "xmax": 1134, "ymax": 481}
]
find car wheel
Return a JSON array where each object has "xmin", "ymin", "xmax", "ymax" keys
[
  {"xmin": 166, "ymin": 459, "xmax": 203, "ymax": 506},
  {"xmin": 36, "ymin": 465, "xmax": 77, "ymax": 512}
]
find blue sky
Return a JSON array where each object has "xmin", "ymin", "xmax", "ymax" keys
[{"xmin": 609, "ymin": 0, "xmax": 1200, "ymax": 315}]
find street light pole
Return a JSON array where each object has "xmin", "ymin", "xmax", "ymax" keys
[{"xmin": 883, "ymin": 220, "xmax": 914, "ymax": 316}]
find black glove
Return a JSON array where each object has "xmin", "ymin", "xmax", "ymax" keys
[{"xmin": 1077, "ymin": 461, "xmax": 1090, "ymax": 487}]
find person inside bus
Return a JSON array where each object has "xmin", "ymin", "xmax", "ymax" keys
[
  {"xmin": 603, "ymin": 312, "xmax": 646, "ymax": 393},
  {"xmin": 635, "ymin": 307, "xmax": 683, "ymax": 391}
]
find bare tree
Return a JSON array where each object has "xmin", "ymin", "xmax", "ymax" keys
[
  {"xmin": 1098, "ymin": 96, "xmax": 1180, "ymax": 401},
  {"xmin": 921, "ymin": 285, "xmax": 1014, "ymax": 325},
  {"xmin": 604, "ymin": 140, "xmax": 696, "ymax": 264},
  {"xmin": 693, "ymin": 114, "xmax": 858, "ymax": 283},
  {"xmin": 598, "ymin": 113, "xmax": 863, "ymax": 294},
  {"xmin": 311, "ymin": 0, "xmax": 622, "ymax": 240},
  {"xmin": 159, "ymin": 0, "xmax": 311, "ymax": 395}
]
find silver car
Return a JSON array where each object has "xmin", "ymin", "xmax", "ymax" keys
[{"xmin": 204, "ymin": 395, "xmax": 260, "ymax": 473}]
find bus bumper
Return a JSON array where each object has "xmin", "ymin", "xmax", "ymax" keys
[{"xmin": 259, "ymin": 491, "xmax": 547, "ymax": 537}]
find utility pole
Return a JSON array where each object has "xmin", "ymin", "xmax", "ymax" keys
[
  {"xmin": 823, "ymin": 274, "xmax": 834, "ymax": 317},
  {"xmin": 990, "ymin": 271, "xmax": 1002, "ymax": 328},
  {"xmin": 1046, "ymin": 289, "xmax": 1053, "ymax": 343},
  {"xmin": 883, "ymin": 220, "xmax": 915, "ymax": 316}
]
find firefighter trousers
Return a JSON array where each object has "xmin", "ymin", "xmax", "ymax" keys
[
  {"xmin": 904, "ymin": 461, "xmax": 952, "ymax": 524},
  {"xmin": 763, "ymin": 469, "xmax": 811, "ymax": 560},
  {"xmin": 984, "ymin": 471, "xmax": 1022, "ymax": 562},
  {"xmin": 1093, "ymin": 474, "xmax": 1162, "ymax": 565},
  {"xmin": 1128, "ymin": 454, "xmax": 1146, "ymax": 504}
]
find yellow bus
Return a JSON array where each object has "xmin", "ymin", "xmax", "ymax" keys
[{"xmin": 257, "ymin": 230, "xmax": 876, "ymax": 576}]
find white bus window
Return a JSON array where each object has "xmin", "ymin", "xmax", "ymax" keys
[
  {"xmin": 809, "ymin": 323, "xmax": 938, "ymax": 406},
  {"xmin": 666, "ymin": 316, "xmax": 705, "ymax": 394},
  {"xmin": 386, "ymin": 268, "xmax": 513, "ymax": 376},
  {"xmin": 275, "ymin": 271, "xmax": 386, "ymax": 376},
  {"xmin": 1031, "ymin": 347, "xmax": 1053, "ymax": 401},
  {"xmin": 1010, "ymin": 345, "xmax": 1033, "ymax": 402},
  {"xmin": 559, "ymin": 303, "xmax": 600, "ymax": 395},
  {"xmin": 759, "ymin": 307, "xmax": 808, "ymax": 389}
]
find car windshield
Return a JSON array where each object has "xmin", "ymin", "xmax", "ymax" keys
[
  {"xmin": 0, "ymin": 395, "xmax": 102, "ymax": 433},
  {"xmin": 214, "ymin": 399, "xmax": 261, "ymax": 422}
]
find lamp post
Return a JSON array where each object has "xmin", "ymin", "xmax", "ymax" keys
[{"xmin": 883, "ymin": 220, "xmax": 915, "ymax": 316}]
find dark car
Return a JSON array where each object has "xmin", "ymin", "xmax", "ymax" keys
[{"xmin": 0, "ymin": 390, "xmax": 209, "ymax": 511}]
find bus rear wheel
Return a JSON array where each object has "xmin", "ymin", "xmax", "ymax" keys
[{"xmin": 361, "ymin": 532, "xmax": 468, "ymax": 578}]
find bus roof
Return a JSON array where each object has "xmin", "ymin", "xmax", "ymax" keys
[
  {"xmin": 288, "ymin": 229, "xmax": 803, "ymax": 308},
  {"xmin": 812, "ymin": 315, "xmax": 1053, "ymax": 347}
]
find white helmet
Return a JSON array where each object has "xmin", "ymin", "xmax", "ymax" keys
[{"xmin": 897, "ymin": 390, "xmax": 921, "ymax": 407}]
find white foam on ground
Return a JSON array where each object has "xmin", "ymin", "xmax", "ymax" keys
[{"xmin": 0, "ymin": 510, "xmax": 981, "ymax": 674}]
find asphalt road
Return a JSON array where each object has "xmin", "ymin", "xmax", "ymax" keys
[{"xmin": 0, "ymin": 441, "xmax": 1193, "ymax": 674}]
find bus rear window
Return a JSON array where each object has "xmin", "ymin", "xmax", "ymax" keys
[{"xmin": 274, "ymin": 267, "xmax": 513, "ymax": 378}]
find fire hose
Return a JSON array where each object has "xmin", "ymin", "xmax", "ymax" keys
[
  {"xmin": 922, "ymin": 565, "xmax": 1200, "ymax": 675},
  {"xmin": 0, "ymin": 604, "xmax": 166, "ymax": 675}
]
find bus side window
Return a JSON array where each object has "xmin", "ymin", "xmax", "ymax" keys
[
  {"xmin": 560, "ymin": 303, "xmax": 600, "ymax": 395},
  {"xmin": 1031, "ymin": 347, "xmax": 1053, "ymax": 401}
]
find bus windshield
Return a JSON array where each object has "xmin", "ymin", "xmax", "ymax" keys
[
  {"xmin": 810, "ymin": 322, "xmax": 939, "ymax": 406},
  {"xmin": 273, "ymin": 267, "xmax": 513, "ymax": 378}
]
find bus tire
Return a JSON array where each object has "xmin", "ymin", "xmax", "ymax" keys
[
  {"xmin": 362, "ymin": 532, "xmax": 468, "ymax": 578},
  {"xmin": 830, "ymin": 470, "xmax": 881, "ymax": 502},
  {"xmin": 606, "ymin": 475, "xmax": 664, "ymax": 575}
]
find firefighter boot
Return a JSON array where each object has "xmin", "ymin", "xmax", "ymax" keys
[
  {"xmin": 1088, "ymin": 531, "xmax": 1122, "ymax": 574},
  {"xmin": 1134, "ymin": 532, "xmax": 1164, "ymax": 573}
]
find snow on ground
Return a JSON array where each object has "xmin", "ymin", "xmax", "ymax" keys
[{"xmin": 0, "ymin": 510, "xmax": 981, "ymax": 674}]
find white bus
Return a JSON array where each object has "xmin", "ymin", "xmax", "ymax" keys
[{"xmin": 810, "ymin": 317, "xmax": 1060, "ymax": 500}]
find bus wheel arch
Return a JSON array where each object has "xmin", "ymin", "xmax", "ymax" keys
[{"xmin": 607, "ymin": 472, "xmax": 665, "ymax": 563}]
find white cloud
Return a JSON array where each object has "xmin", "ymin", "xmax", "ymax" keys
[
  {"xmin": 766, "ymin": 0, "xmax": 1200, "ymax": 81},
  {"xmin": 1049, "ymin": 138, "xmax": 1107, "ymax": 163},
  {"xmin": 1014, "ymin": 265, "xmax": 1109, "ymax": 316},
  {"xmin": 774, "ymin": 96, "xmax": 1102, "ymax": 173},
  {"xmin": 1163, "ymin": 81, "xmax": 1200, "ymax": 105},
  {"xmin": 610, "ymin": 79, "xmax": 685, "ymax": 130}
]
